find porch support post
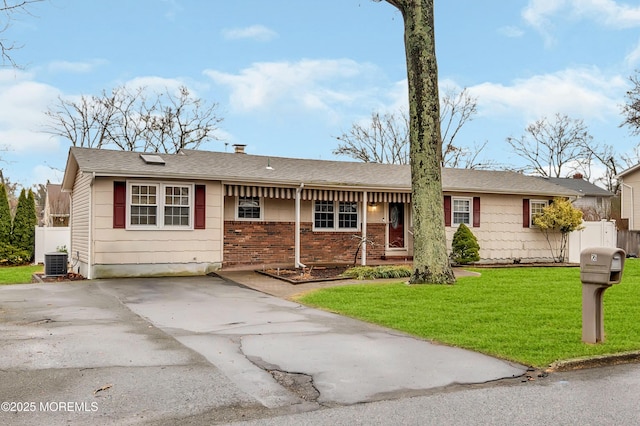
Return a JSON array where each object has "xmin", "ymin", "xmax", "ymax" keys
[
  {"xmin": 295, "ymin": 183, "xmax": 305, "ymax": 268},
  {"xmin": 361, "ymin": 191, "xmax": 368, "ymax": 266}
]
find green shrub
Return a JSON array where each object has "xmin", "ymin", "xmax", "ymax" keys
[
  {"xmin": 0, "ymin": 184, "xmax": 11, "ymax": 246},
  {"xmin": 11, "ymin": 189, "xmax": 36, "ymax": 261},
  {"xmin": 0, "ymin": 243, "xmax": 32, "ymax": 266},
  {"xmin": 451, "ymin": 223, "xmax": 480, "ymax": 264},
  {"xmin": 342, "ymin": 265, "xmax": 412, "ymax": 280}
]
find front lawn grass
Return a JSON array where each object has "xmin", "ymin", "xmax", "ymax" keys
[
  {"xmin": 297, "ymin": 259, "xmax": 640, "ymax": 368},
  {"xmin": 0, "ymin": 264, "xmax": 43, "ymax": 285}
]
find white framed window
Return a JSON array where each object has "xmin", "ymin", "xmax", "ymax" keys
[
  {"xmin": 164, "ymin": 185, "xmax": 191, "ymax": 226},
  {"xmin": 314, "ymin": 201, "xmax": 359, "ymax": 231},
  {"xmin": 236, "ymin": 196, "xmax": 262, "ymax": 220},
  {"xmin": 130, "ymin": 184, "xmax": 158, "ymax": 226},
  {"xmin": 452, "ymin": 197, "xmax": 471, "ymax": 226},
  {"xmin": 530, "ymin": 200, "xmax": 548, "ymax": 227},
  {"xmin": 128, "ymin": 182, "xmax": 193, "ymax": 229},
  {"xmin": 338, "ymin": 201, "xmax": 358, "ymax": 229}
]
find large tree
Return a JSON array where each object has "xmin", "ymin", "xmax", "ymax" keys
[
  {"xmin": 44, "ymin": 85, "xmax": 224, "ymax": 153},
  {"xmin": 1, "ymin": 0, "xmax": 43, "ymax": 67},
  {"xmin": 333, "ymin": 87, "xmax": 489, "ymax": 168},
  {"xmin": 382, "ymin": 0, "xmax": 454, "ymax": 284},
  {"xmin": 506, "ymin": 113, "xmax": 593, "ymax": 178}
]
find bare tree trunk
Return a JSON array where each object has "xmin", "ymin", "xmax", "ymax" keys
[{"xmin": 386, "ymin": 0, "xmax": 455, "ymax": 284}]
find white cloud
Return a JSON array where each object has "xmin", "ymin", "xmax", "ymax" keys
[
  {"xmin": 468, "ymin": 67, "xmax": 626, "ymax": 122},
  {"xmin": 204, "ymin": 59, "xmax": 379, "ymax": 113},
  {"xmin": 571, "ymin": 0, "xmax": 640, "ymax": 28},
  {"xmin": 0, "ymin": 129, "xmax": 59, "ymax": 152},
  {"xmin": 47, "ymin": 59, "xmax": 108, "ymax": 74},
  {"xmin": 122, "ymin": 76, "xmax": 195, "ymax": 97},
  {"xmin": 222, "ymin": 25, "xmax": 278, "ymax": 42},
  {"xmin": 0, "ymin": 73, "xmax": 61, "ymax": 153},
  {"xmin": 523, "ymin": 0, "xmax": 640, "ymax": 33},
  {"xmin": 625, "ymin": 38, "xmax": 640, "ymax": 67},
  {"xmin": 523, "ymin": 0, "xmax": 567, "ymax": 28},
  {"xmin": 498, "ymin": 26, "xmax": 525, "ymax": 38},
  {"xmin": 31, "ymin": 164, "xmax": 65, "ymax": 186},
  {"xmin": 0, "ymin": 68, "xmax": 34, "ymax": 83}
]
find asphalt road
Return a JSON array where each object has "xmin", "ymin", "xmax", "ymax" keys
[
  {"xmin": 235, "ymin": 362, "xmax": 640, "ymax": 426},
  {"xmin": 3, "ymin": 275, "xmax": 640, "ymax": 425}
]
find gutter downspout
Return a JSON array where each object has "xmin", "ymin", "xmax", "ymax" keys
[
  {"xmin": 295, "ymin": 183, "xmax": 306, "ymax": 268},
  {"xmin": 622, "ymin": 182, "xmax": 634, "ymax": 230},
  {"xmin": 88, "ymin": 172, "xmax": 95, "ymax": 279},
  {"xmin": 361, "ymin": 191, "xmax": 367, "ymax": 266}
]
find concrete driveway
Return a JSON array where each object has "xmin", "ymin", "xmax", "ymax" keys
[{"xmin": 0, "ymin": 276, "xmax": 526, "ymax": 425}]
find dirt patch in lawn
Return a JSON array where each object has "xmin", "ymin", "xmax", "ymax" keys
[{"xmin": 257, "ymin": 265, "xmax": 352, "ymax": 284}]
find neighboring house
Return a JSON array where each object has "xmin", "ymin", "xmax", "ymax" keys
[
  {"xmin": 43, "ymin": 183, "xmax": 71, "ymax": 227},
  {"xmin": 618, "ymin": 164, "xmax": 640, "ymax": 230},
  {"xmin": 61, "ymin": 146, "xmax": 579, "ymax": 279},
  {"xmin": 543, "ymin": 175, "xmax": 614, "ymax": 220}
]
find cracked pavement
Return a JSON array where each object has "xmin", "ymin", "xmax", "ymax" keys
[{"xmin": 0, "ymin": 276, "xmax": 526, "ymax": 424}]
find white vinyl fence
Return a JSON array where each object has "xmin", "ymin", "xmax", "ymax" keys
[
  {"xmin": 568, "ymin": 220, "xmax": 617, "ymax": 264},
  {"xmin": 34, "ymin": 227, "xmax": 70, "ymax": 264}
]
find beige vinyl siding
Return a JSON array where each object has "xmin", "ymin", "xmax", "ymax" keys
[
  {"xmin": 444, "ymin": 193, "xmax": 557, "ymax": 261},
  {"xmin": 225, "ymin": 197, "xmax": 305, "ymax": 221},
  {"xmin": 92, "ymin": 178, "xmax": 223, "ymax": 266},
  {"xmin": 70, "ymin": 171, "xmax": 92, "ymax": 272},
  {"xmin": 621, "ymin": 168, "xmax": 640, "ymax": 230}
]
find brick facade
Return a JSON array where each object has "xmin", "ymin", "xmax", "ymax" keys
[{"xmin": 223, "ymin": 221, "xmax": 386, "ymax": 266}]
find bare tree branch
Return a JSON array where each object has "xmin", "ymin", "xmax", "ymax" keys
[
  {"xmin": 440, "ymin": 87, "xmax": 477, "ymax": 166},
  {"xmin": 333, "ymin": 86, "xmax": 491, "ymax": 168},
  {"xmin": 506, "ymin": 113, "xmax": 593, "ymax": 178},
  {"xmin": 43, "ymin": 85, "xmax": 223, "ymax": 153},
  {"xmin": 0, "ymin": 0, "xmax": 43, "ymax": 67},
  {"xmin": 333, "ymin": 110, "xmax": 410, "ymax": 164},
  {"xmin": 621, "ymin": 72, "xmax": 640, "ymax": 136}
]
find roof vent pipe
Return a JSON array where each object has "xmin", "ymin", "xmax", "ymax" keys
[{"xmin": 233, "ymin": 144, "xmax": 246, "ymax": 154}]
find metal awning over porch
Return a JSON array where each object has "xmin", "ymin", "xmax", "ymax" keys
[{"xmin": 224, "ymin": 184, "xmax": 411, "ymax": 203}]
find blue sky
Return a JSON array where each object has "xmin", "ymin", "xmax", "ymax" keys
[{"xmin": 2, "ymin": 0, "xmax": 640, "ymax": 188}]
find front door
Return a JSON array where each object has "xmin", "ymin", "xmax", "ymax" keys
[{"xmin": 388, "ymin": 203, "xmax": 405, "ymax": 248}]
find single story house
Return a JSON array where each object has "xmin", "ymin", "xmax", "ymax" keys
[
  {"xmin": 42, "ymin": 182, "xmax": 71, "ymax": 227},
  {"xmin": 618, "ymin": 164, "xmax": 640, "ymax": 230},
  {"xmin": 543, "ymin": 175, "xmax": 614, "ymax": 220},
  {"xmin": 61, "ymin": 146, "xmax": 579, "ymax": 279}
]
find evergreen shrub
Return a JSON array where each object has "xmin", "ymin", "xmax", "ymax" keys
[{"xmin": 451, "ymin": 223, "xmax": 480, "ymax": 264}]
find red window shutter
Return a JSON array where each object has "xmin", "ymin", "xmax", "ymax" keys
[
  {"xmin": 523, "ymin": 199, "xmax": 530, "ymax": 228},
  {"xmin": 473, "ymin": 197, "xmax": 480, "ymax": 227},
  {"xmin": 113, "ymin": 181, "xmax": 126, "ymax": 229},
  {"xmin": 194, "ymin": 184, "xmax": 206, "ymax": 229},
  {"xmin": 444, "ymin": 195, "xmax": 451, "ymax": 227}
]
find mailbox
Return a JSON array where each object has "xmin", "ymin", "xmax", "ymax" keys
[
  {"xmin": 580, "ymin": 247, "xmax": 626, "ymax": 344},
  {"xmin": 580, "ymin": 247, "xmax": 625, "ymax": 286}
]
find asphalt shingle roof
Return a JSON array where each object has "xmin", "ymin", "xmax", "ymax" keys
[
  {"xmin": 543, "ymin": 177, "xmax": 613, "ymax": 197},
  {"xmin": 62, "ymin": 147, "xmax": 579, "ymax": 197}
]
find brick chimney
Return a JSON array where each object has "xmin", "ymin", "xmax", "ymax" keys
[
  {"xmin": 233, "ymin": 144, "xmax": 246, "ymax": 154},
  {"xmin": 572, "ymin": 172, "xmax": 584, "ymax": 180}
]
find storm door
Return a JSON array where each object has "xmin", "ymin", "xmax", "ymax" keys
[{"xmin": 388, "ymin": 203, "xmax": 405, "ymax": 248}]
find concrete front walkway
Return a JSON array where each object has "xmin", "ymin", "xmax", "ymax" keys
[{"xmin": 215, "ymin": 266, "xmax": 479, "ymax": 299}]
